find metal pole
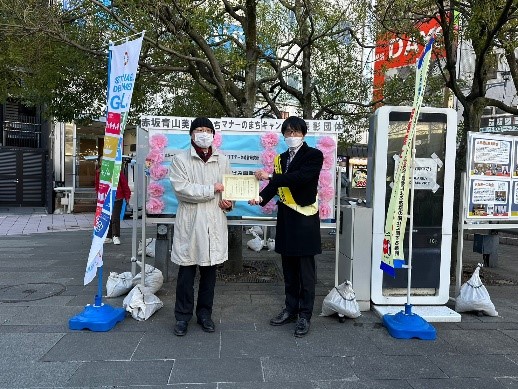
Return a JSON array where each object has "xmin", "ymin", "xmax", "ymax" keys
[
  {"xmin": 455, "ymin": 172, "xmax": 467, "ymax": 297},
  {"xmin": 406, "ymin": 132, "xmax": 417, "ymax": 306},
  {"xmin": 140, "ymin": 155, "xmax": 147, "ymax": 287},
  {"xmin": 334, "ymin": 166, "xmax": 341, "ymax": 287}
]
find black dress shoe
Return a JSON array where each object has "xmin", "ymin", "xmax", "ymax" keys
[
  {"xmin": 294, "ymin": 317, "xmax": 310, "ymax": 337},
  {"xmin": 270, "ymin": 309, "xmax": 297, "ymax": 326},
  {"xmin": 173, "ymin": 320, "xmax": 188, "ymax": 336},
  {"xmin": 197, "ymin": 317, "xmax": 215, "ymax": 333}
]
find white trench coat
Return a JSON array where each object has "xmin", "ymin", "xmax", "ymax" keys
[{"xmin": 169, "ymin": 146, "xmax": 232, "ymax": 267}]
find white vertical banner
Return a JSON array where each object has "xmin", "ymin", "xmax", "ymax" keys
[
  {"xmin": 380, "ymin": 32, "xmax": 435, "ymax": 277},
  {"xmin": 84, "ymin": 34, "xmax": 144, "ymax": 285}
]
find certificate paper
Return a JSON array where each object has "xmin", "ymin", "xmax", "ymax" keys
[{"xmin": 222, "ymin": 174, "xmax": 259, "ymax": 201}]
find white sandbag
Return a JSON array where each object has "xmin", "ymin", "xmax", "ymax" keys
[
  {"xmin": 132, "ymin": 261, "xmax": 164, "ymax": 294},
  {"xmin": 246, "ymin": 226, "xmax": 263, "ymax": 236},
  {"xmin": 122, "ymin": 284, "xmax": 163, "ymax": 321},
  {"xmin": 106, "ymin": 271, "xmax": 134, "ymax": 298},
  {"xmin": 320, "ymin": 281, "xmax": 361, "ymax": 319},
  {"xmin": 266, "ymin": 238, "xmax": 275, "ymax": 251},
  {"xmin": 137, "ymin": 238, "xmax": 156, "ymax": 257},
  {"xmin": 247, "ymin": 234, "xmax": 263, "ymax": 252},
  {"xmin": 455, "ymin": 264, "xmax": 498, "ymax": 317}
]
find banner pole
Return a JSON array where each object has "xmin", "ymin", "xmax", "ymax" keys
[{"xmin": 406, "ymin": 130, "xmax": 417, "ymax": 307}]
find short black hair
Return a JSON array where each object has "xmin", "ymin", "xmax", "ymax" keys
[
  {"xmin": 189, "ymin": 117, "xmax": 215, "ymax": 135},
  {"xmin": 281, "ymin": 116, "xmax": 307, "ymax": 136}
]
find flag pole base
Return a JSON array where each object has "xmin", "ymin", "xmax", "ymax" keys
[
  {"xmin": 69, "ymin": 301, "xmax": 126, "ymax": 332},
  {"xmin": 382, "ymin": 304, "xmax": 436, "ymax": 340}
]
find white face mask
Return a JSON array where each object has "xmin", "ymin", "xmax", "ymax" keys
[
  {"xmin": 194, "ymin": 132, "xmax": 214, "ymax": 148},
  {"xmin": 285, "ymin": 136, "xmax": 303, "ymax": 149}
]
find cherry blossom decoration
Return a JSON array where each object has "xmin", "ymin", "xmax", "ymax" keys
[
  {"xmin": 148, "ymin": 181, "xmax": 165, "ymax": 198},
  {"xmin": 149, "ymin": 133, "xmax": 168, "ymax": 150},
  {"xmin": 146, "ymin": 133, "xmax": 169, "ymax": 214},
  {"xmin": 212, "ymin": 131, "xmax": 223, "ymax": 149},
  {"xmin": 259, "ymin": 132, "xmax": 279, "ymax": 214},
  {"xmin": 146, "ymin": 197, "xmax": 165, "ymax": 214},
  {"xmin": 316, "ymin": 136, "xmax": 337, "ymax": 220}
]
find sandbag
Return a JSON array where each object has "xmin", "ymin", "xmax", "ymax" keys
[
  {"xmin": 132, "ymin": 261, "xmax": 164, "ymax": 294},
  {"xmin": 138, "ymin": 238, "xmax": 156, "ymax": 257},
  {"xmin": 122, "ymin": 284, "xmax": 163, "ymax": 321},
  {"xmin": 455, "ymin": 264, "xmax": 498, "ymax": 317},
  {"xmin": 266, "ymin": 238, "xmax": 275, "ymax": 251},
  {"xmin": 106, "ymin": 271, "xmax": 133, "ymax": 298},
  {"xmin": 246, "ymin": 226, "xmax": 263, "ymax": 236},
  {"xmin": 321, "ymin": 281, "xmax": 361, "ymax": 319},
  {"xmin": 246, "ymin": 231, "xmax": 263, "ymax": 252}
]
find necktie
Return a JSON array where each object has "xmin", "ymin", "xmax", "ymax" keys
[{"xmin": 287, "ymin": 148, "xmax": 295, "ymax": 171}]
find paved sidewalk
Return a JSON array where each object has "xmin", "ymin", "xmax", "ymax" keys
[
  {"xmin": 0, "ymin": 210, "xmax": 518, "ymax": 388},
  {"xmin": 0, "ymin": 212, "xmax": 133, "ymax": 236}
]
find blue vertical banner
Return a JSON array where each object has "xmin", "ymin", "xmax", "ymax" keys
[{"xmin": 84, "ymin": 34, "xmax": 144, "ymax": 285}]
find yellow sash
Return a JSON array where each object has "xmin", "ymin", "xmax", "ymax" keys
[{"xmin": 273, "ymin": 155, "xmax": 318, "ymax": 216}]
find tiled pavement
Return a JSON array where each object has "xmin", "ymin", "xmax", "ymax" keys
[{"xmin": 0, "ymin": 210, "xmax": 518, "ymax": 388}]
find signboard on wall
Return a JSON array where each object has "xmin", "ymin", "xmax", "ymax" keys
[
  {"xmin": 466, "ymin": 132, "xmax": 517, "ymax": 219},
  {"xmin": 140, "ymin": 116, "xmax": 340, "ymax": 220}
]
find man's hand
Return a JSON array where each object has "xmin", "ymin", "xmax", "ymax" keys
[
  {"xmin": 248, "ymin": 197, "xmax": 262, "ymax": 205},
  {"xmin": 214, "ymin": 183, "xmax": 224, "ymax": 193},
  {"xmin": 254, "ymin": 170, "xmax": 269, "ymax": 181},
  {"xmin": 219, "ymin": 199, "xmax": 232, "ymax": 210}
]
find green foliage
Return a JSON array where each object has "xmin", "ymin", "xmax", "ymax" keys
[{"xmin": 0, "ymin": 0, "xmax": 371, "ymax": 141}]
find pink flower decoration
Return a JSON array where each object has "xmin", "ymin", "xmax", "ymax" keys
[
  {"xmin": 146, "ymin": 197, "xmax": 165, "ymax": 214},
  {"xmin": 319, "ymin": 170, "xmax": 333, "ymax": 187},
  {"xmin": 317, "ymin": 136, "xmax": 336, "ymax": 153},
  {"xmin": 319, "ymin": 185, "xmax": 335, "ymax": 201},
  {"xmin": 260, "ymin": 181, "xmax": 268, "ymax": 191},
  {"xmin": 146, "ymin": 149, "xmax": 164, "ymax": 164},
  {"xmin": 261, "ymin": 132, "xmax": 279, "ymax": 149},
  {"xmin": 264, "ymin": 165, "xmax": 274, "ymax": 174},
  {"xmin": 147, "ymin": 182, "xmax": 165, "ymax": 198},
  {"xmin": 262, "ymin": 201, "xmax": 277, "ymax": 215},
  {"xmin": 319, "ymin": 202, "xmax": 332, "ymax": 219},
  {"xmin": 213, "ymin": 132, "xmax": 222, "ymax": 148},
  {"xmin": 322, "ymin": 155, "xmax": 334, "ymax": 170},
  {"xmin": 150, "ymin": 164, "xmax": 168, "ymax": 180},
  {"xmin": 260, "ymin": 149, "xmax": 277, "ymax": 166},
  {"xmin": 149, "ymin": 134, "xmax": 168, "ymax": 150}
]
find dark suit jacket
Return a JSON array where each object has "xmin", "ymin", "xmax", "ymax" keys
[
  {"xmin": 259, "ymin": 143, "xmax": 323, "ymax": 207},
  {"xmin": 259, "ymin": 142, "xmax": 323, "ymax": 256}
]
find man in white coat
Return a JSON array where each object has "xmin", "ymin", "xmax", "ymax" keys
[{"xmin": 169, "ymin": 117, "xmax": 233, "ymax": 336}]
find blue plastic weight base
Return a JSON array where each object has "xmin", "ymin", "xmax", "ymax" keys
[
  {"xmin": 69, "ymin": 303, "xmax": 126, "ymax": 332},
  {"xmin": 382, "ymin": 304, "xmax": 436, "ymax": 340}
]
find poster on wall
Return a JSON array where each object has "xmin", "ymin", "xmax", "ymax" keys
[
  {"xmin": 141, "ymin": 116, "xmax": 340, "ymax": 221},
  {"xmin": 469, "ymin": 136, "xmax": 512, "ymax": 177},
  {"xmin": 351, "ymin": 164, "xmax": 367, "ymax": 188},
  {"xmin": 467, "ymin": 180, "xmax": 510, "ymax": 218},
  {"xmin": 511, "ymin": 181, "xmax": 518, "ymax": 217},
  {"xmin": 466, "ymin": 132, "xmax": 514, "ymax": 220}
]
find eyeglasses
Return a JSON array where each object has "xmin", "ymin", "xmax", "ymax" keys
[
  {"xmin": 284, "ymin": 129, "xmax": 303, "ymax": 136},
  {"xmin": 193, "ymin": 128, "xmax": 213, "ymax": 134}
]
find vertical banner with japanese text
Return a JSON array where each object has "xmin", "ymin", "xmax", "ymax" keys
[
  {"xmin": 381, "ymin": 33, "xmax": 435, "ymax": 277},
  {"xmin": 84, "ymin": 34, "xmax": 144, "ymax": 285}
]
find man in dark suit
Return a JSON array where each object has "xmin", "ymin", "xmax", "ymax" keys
[{"xmin": 249, "ymin": 116, "xmax": 323, "ymax": 337}]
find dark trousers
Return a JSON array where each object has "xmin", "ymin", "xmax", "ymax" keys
[
  {"xmin": 282, "ymin": 255, "xmax": 316, "ymax": 320},
  {"xmin": 107, "ymin": 199, "xmax": 122, "ymax": 238},
  {"xmin": 174, "ymin": 264, "xmax": 217, "ymax": 322}
]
